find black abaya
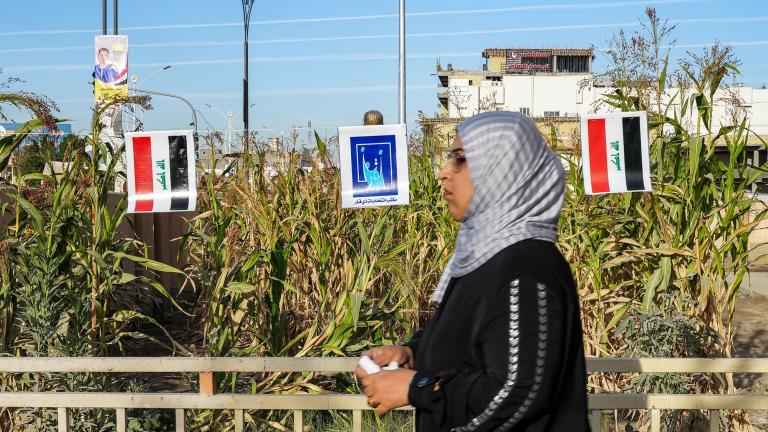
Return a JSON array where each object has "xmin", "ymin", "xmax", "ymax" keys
[{"xmin": 406, "ymin": 239, "xmax": 589, "ymax": 432}]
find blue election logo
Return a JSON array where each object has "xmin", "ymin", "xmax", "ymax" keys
[{"xmin": 350, "ymin": 134, "xmax": 398, "ymax": 198}]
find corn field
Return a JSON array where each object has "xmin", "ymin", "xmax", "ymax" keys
[{"xmin": 0, "ymin": 9, "xmax": 767, "ymax": 431}]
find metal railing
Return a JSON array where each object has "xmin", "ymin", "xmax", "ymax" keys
[{"xmin": 0, "ymin": 357, "xmax": 766, "ymax": 431}]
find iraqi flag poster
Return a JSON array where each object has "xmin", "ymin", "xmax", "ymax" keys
[
  {"xmin": 580, "ymin": 111, "xmax": 652, "ymax": 195},
  {"xmin": 125, "ymin": 130, "xmax": 196, "ymax": 213}
]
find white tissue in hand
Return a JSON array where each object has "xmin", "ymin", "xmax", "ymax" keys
[
  {"xmin": 382, "ymin": 361, "xmax": 399, "ymax": 371},
  {"xmin": 358, "ymin": 355, "xmax": 381, "ymax": 374}
]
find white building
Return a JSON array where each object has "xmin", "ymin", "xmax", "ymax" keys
[{"xmin": 436, "ymin": 48, "xmax": 768, "ymax": 138}]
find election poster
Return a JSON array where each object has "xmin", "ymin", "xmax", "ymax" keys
[
  {"xmin": 94, "ymin": 35, "xmax": 129, "ymax": 102},
  {"xmin": 125, "ymin": 130, "xmax": 197, "ymax": 213},
  {"xmin": 580, "ymin": 111, "xmax": 652, "ymax": 195},
  {"xmin": 338, "ymin": 124, "xmax": 409, "ymax": 208}
]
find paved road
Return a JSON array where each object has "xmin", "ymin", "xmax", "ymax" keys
[
  {"xmin": 735, "ymin": 272, "xmax": 768, "ymax": 430},
  {"xmin": 740, "ymin": 271, "xmax": 768, "ymax": 298}
]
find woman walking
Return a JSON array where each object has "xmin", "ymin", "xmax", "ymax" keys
[{"xmin": 356, "ymin": 111, "xmax": 589, "ymax": 431}]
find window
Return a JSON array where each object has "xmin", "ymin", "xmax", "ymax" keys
[
  {"xmin": 520, "ymin": 107, "xmax": 530, "ymax": 116},
  {"xmin": 544, "ymin": 111, "xmax": 560, "ymax": 118},
  {"xmin": 468, "ymin": 80, "xmax": 474, "ymax": 85}
]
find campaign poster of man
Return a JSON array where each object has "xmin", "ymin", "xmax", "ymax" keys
[{"xmin": 93, "ymin": 35, "xmax": 128, "ymax": 102}]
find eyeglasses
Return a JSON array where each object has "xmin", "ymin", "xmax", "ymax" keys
[{"xmin": 446, "ymin": 148, "xmax": 466, "ymax": 170}]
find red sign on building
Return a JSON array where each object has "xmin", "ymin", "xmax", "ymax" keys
[{"xmin": 505, "ymin": 49, "xmax": 552, "ymax": 73}]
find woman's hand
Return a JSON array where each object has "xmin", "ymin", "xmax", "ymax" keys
[
  {"xmin": 355, "ymin": 368, "xmax": 417, "ymax": 415},
  {"xmin": 363, "ymin": 345, "xmax": 414, "ymax": 368}
]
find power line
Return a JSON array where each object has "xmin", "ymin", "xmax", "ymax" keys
[
  {"xmin": 3, "ymin": 16, "xmax": 768, "ymax": 55},
  {"xmin": 8, "ymin": 39, "xmax": 768, "ymax": 73},
  {"xmin": 0, "ymin": 0, "xmax": 703, "ymax": 37}
]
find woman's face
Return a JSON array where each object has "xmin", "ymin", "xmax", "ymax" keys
[
  {"xmin": 98, "ymin": 50, "xmax": 109, "ymax": 66},
  {"xmin": 439, "ymin": 135, "xmax": 473, "ymax": 221}
]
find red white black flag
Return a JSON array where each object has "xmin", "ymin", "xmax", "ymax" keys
[
  {"xmin": 580, "ymin": 111, "xmax": 652, "ymax": 195},
  {"xmin": 125, "ymin": 130, "xmax": 197, "ymax": 213}
]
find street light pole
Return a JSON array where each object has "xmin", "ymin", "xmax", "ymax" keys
[
  {"xmin": 132, "ymin": 88, "xmax": 199, "ymax": 156},
  {"xmin": 206, "ymin": 104, "xmax": 234, "ymax": 154},
  {"xmin": 129, "ymin": 65, "xmax": 172, "ymax": 131},
  {"xmin": 207, "ymin": 103, "xmax": 255, "ymax": 154},
  {"xmin": 226, "ymin": 111, "xmax": 233, "ymax": 154},
  {"xmin": 138, "ymin": 65, "xmax": 172, "ymax": 89},
  {"xmin": 242, "ymin": 0, "xmax": 255, "ymax": 151},
  {"xmin": 398, "ymin": 0, "xmax": 406, "ymax": 125}
]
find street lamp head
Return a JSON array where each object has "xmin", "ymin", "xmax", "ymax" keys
[{"xmin": 162, "ymin": 65, "xmax": 172, "ymax": 70}]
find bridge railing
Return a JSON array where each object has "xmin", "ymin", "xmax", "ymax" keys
[{"xmin": 0, "ymin": 357, "xmax": 766, "ymax": 431}]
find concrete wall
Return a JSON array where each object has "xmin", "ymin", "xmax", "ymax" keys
[
  {"xmin": 487, "ymin": 56, "xmax": 505, "ymax": 73},
  {"xmin": 657, "ymin": 86, "xmax": 768, "ymax": 137},
  {"xmin": 500, "ymin": 74, "xmax": 594, "ymax": 117}
]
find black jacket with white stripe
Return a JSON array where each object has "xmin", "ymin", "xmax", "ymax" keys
[{"xmin": 406, "ymin": 239, "xmax": 589, "ymax": 431}]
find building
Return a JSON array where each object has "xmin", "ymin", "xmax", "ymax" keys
[
  {"xmin": 437, "ymin": 48, "xmax": 598, "ymax": 119},
  {"xmin": 424, "ymin": 47, "xmax": 768, "ymax": 196},
  {"xmin": 0, "ymin": 122, "xmax": 72, "ymax": 146},
  {"xmin": 423, "ymin": 47, "xmax": 768, "ymax": 238},
  {"xmin": 426, "ymin": 47, "xmax": 768, "ymax": 150},
  {"xmin": 197, "ymin": 148, "xmax": 233, "ymax": 176}
]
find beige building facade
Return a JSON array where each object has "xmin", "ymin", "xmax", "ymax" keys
[{"xmin": 422, "ymin": 47, "xmax": 768, "ymax": 172}]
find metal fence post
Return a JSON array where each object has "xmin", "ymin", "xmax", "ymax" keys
[
  {"xmin": 650, "ymin": 409, "xmax": 661, "ymax": 432},
  {"xmin": 57, "ymin": 408, "xmax": 68, "ymax": 432},
  {"xmin": 200, "ymin": 371, "xmax": 216, "ymax": 396},
  {"xmin": 116, "ymin": 408, "xmax": 126, "ymax": 432},
  {"xmin": 293, "ymin": 410, "xmax": 303, "ymax": 432},
  {"xmin": 175, "ymin": 409, "xmax": 185, "ymax": 432},
  {"xmin": 590, "ymin": 409, "xmax": 602, "ymax": 431},
  {"xmin": 709, "ymin": 409, "xmax": 720, "ymax": 432},
  {"xmin": 234, "ymin": 409, "xmax": 244, "ymax": 432},
  {"xmin": 352, "ymin": 409, "xmax": 362, "ymax": 432}
]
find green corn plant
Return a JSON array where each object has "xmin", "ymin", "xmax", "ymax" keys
[
  {"xmin": 180, "ymin": 131, "xmax": 452, "ymax": 430},
  {"xmin": 0, "ymin": 97, "xmax": 193, "ymax": 430},
  {"xmin": 561, "ymin": 10, "xmax": 766, "ymax": 430}
]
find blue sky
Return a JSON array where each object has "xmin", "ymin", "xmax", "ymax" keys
[{"xmin": 1, "ymin": 0, "xmax": 767, "ymax": 140}]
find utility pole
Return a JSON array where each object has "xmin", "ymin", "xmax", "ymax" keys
[
  {"xmin": 242, "ymin": 1, "xmax": 255, "ymax": 151},
  {"xmin": 102, "ymin": 0, "xmax": 107, "ymax": 35},
  {"xmin": 398, "ymin": 0, "xmax": 406, "ymax": 125},
  {"xmin": 113, "ymin": 0, "xmax": 118, "ymax": 34},
  {"xmin": 112, "ymin": 0, "xmax": 122, "ymax": 136}
]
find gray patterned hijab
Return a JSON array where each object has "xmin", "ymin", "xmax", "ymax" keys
[{"xmin": 432, "ymin": 111, "xmax": 565, "ymax": 303}]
